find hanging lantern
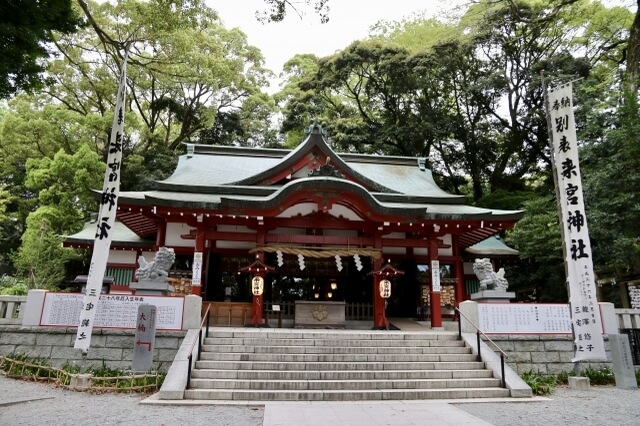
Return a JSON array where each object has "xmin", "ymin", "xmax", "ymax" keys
[
  {"xmin": 251, "ymin": 276, "xmax": 264, "ymax": 296},
  {"xmin": 379, "ymin": 279, "xmax": 391, "ymax": 298}
]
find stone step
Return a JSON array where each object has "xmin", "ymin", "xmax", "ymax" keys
[
  {"xmin": 183, "ymin": 387, "xmax": 511, "ymax": 401},
  {"xmin": 202, "ymin": 337, "xmax": 463, "ymax": 347},
  {"xmin": 198, "ymin": 352, "xmax": 478, "ymax": 363},
  {"xmin": 201, "ymin": 343, "xmax": 468, "ymax": 354},
  {"xmin": 205, "ymin": 330, "xmax": 459, "ymax": 341},
  {"xmin": 187, "ymin": 377, "xmax": 503, "ymax": 390},
  {"xmin": 186, "ymin": 328, "xmax": 508, "ymax": 402},
  {"xmin": 193, "ymin": 360, "xmax": 486, "ymax": 371},
  {"xmin": 191, "ymin": 368, "xmax": 494, "ymax": 381}
]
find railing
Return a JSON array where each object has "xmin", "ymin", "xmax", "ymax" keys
[
  {"xmin": 346, "ymin": 303, "xmax": 373, "ymax": 320},
  {"xmin": 615, "ymin": 308, "xmax": 640, "ymax": 330},
  {"xmin": 0, "ymin": 295, "xmax": 26, "ymax": 325},
  {"xmin": 455, "ymin": 307, "xmax": 508, "ymax": 388},
  {"xmin": 186, "ymin": 303, "xmax": 211, "ymax": 389}
]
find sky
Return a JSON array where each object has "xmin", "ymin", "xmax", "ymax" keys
[{"xmin": 209, "ymin": 0, "xmax": 462, "ymax": 91}]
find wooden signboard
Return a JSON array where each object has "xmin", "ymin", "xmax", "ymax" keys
[{"xmin": 40, "ymin": 293, "xmax": 184, "ymax": 330}]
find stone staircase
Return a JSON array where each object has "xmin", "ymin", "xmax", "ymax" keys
[{"xmin": 183, "ymin": 328, "xmax": 511, "ymax": 401}]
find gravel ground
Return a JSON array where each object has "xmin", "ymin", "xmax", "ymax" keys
[
  {"xmin": 456, "ymin": 386, "xmax": 640, "ymax": 426},
  {"xmin": 2, "ymin": 374, "xmax": 640, "ymax": 426},
  {"xmin": 0, "ymin": 375, "xmax": 263, "ymax": 426}
]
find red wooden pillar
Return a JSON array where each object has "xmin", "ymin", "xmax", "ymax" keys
[
  {"xmin": 251, "ymin": 233, "xmax": 266, "ymax": 326},
  {"xmin": 429, "ymin": 239, "xmax": 442, "ymax": 328},
  {"xmin": 190, "ymin": 222, "xmax": 205, "ymax": 296},
  {"xmin": 154, "ymin": 218, "xmax": 166, "ymax": 251},
  {"xmin": 372, "ymin": 235, "xmax": 387, "ymax": 329},
  {"xmin": 251, "ymin": 271, "xmax": 265, "ymax": 326},
  {"xmin": 452, "ymin": 235, "xmax": 464, "ymax": 309}
]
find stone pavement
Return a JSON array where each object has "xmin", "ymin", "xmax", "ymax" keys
[
  {"xmin": 141, "ymin": 392, "xmax": 547, "ymax": 426},
  {"xmin": 261, "ymin": 401, "xmax": 493, "ymax": 426}
]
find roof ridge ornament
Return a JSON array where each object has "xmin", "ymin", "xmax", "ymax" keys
[
  {"xmin": 305, "ymin": 123, "xmax": 327, "ymax": 136},
  {"xmin": 308, "ymin": 157, "xmax": 344, "ymax": 178},
  {"xmin": 417, "ymin": 157, "xmax": 426, "ymax": 171}
]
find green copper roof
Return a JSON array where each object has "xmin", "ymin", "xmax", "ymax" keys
[
  {"xmin": 465, "ymin": 235, "xmax": 519, "ymax": 256},
  {"xmin": 64, "ymin": 219, "xmax": 154, "ymax": 248}
]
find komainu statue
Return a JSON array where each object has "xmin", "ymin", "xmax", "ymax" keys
[
  {"xmin": 135, "ymin": 247, "xmax": 176, "ymax": 282},
  {"xmin": 472, "ymin": 258, "xmax": 509, "ymax": 291}
]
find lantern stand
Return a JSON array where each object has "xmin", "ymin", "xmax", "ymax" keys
[
  {"xmin": 369, "ymin": 262, "xmax": 404, "ymax": 330},
  {"xmin": 240, "ymin": 259, "xmax": 275, "ymax": 327}
]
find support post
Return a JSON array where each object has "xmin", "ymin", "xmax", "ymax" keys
[
  {"xmin": 372, "ymin": 235, "xmax": 387, "ymax": 329},
  {"xmin": 429, "ymin": 239, "xmax": 442, "ymax": 328},
  {"xmin": 191, "ymin": 222, "xmax": 205, "ymax": 296}
]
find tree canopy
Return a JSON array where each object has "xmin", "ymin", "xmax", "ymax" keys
[
  {"xmin": 0, "ymin": 0, "xmax": 83, "ymax": 98},
  {"xmin": 1, "ymin": 0, "xmax": 640, "ymax": 303}
]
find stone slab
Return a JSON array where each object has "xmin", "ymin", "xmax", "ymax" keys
[
  {"xmin": 568, "ymin": 376, "xmax": 590, "ymax": 390},
  {"xmin": 470, "ymin": 291, "xmax": 516, "ymax": 303},
  {"xmin": 608, "ymin": 334, "xmax": 638, "ymax": 390}
]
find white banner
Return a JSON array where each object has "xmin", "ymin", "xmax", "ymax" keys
[
  {"xmin": 74, "ymin": 50, "xmax": 129, "ymax": 353},
  {"xmin": 431, "ymin": 260, "xmax": 441, "ymax": 292},
  {"xmin": 548, "ymin": 83, "xmax": 606, "ymax": 361},
  {"xmin": 191, "ymin": 252, "xmax": 203, "ymax": 286}
]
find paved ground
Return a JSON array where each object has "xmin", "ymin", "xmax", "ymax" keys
[
  {"xmin": 3, "ymin": 374, "xmax": 640, "ymax": 426},
  {"xmin": 0, "ymin": 373, "xmax": 536, "ymax": 426}
]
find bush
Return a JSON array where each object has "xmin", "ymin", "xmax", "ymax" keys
[
  {"xmin": 1, "ymin": 354, "xmax": 165, "ymax": 393},
  {"xmin": 521, "ymin": 370, "xmax": 557, "ymax": 395},
  {"xmin": 582, "ymin": 366, "xmax": 615, "ymax": 385},
  {"xmin": 0, "ymin": 275, "xmax": 28, "ymax": 295}
]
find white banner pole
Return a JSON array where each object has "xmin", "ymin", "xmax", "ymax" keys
[
  {"xmin": 74, "ymin": 48, "xmax": 130, "ymax": 354},
  {"xmin": 547, "ymin": 82, "xmax": 606, "ymax": 362}
]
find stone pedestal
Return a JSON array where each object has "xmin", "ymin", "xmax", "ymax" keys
[
  {"xmin": 609, "ymin": 334, "xmax": 639, "ymax": 390},
  {"xmin": 70, "ymin": 373, "xmax": 93, "ymax": 390},
  {"xmin": 130, "ymin": 280, "xmax": 175, "ymax": 296},
  {"xmin": 568, "ymin": 376, "xmax": 590, "ymax": 390},
  {"xmin": 470, "ymin": 290, "xmax": 515, "ymax": 303}
]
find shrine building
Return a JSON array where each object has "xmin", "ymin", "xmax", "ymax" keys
[{"xmin": 65, "ymin": 124, "xmax": 523, "ymax": 328}]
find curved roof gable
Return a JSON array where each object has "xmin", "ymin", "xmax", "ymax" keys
[
  {"xmin": 231, "ymin": 124, "xmax": 397, "ymax": 193},
  {"xmin": 158, "ymin": 125, "xmax": 464, "ymax": 203}
]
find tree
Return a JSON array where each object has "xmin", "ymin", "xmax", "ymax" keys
[
  {"xmin": 24, "ymin": 145, "xmax": 104, "ymax": 233},
  {"xmin": 255, "ymin": 0, "xmax": 330, "ymax": 23},
  {"xmin": 13, "ymin": 207, "xmax": 83, "ymax": 290},
  {"xmin": 0, "ymin": 0, "xmax": 83, "ymax": 98},
  {"xmin": 51, "ymin": 0, "xmax": 275, "ymax": 157},
  {"xmin": 505, "ymin": 196, "xmax": 567, "ymax": 301},
  {"xmin": 582, "ymin": 92, "xmax": 640, "ymax": 278}
]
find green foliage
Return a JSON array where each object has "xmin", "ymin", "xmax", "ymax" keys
[
  {"xmin": 24, "ymin": 145, "xmax": 104, "ymax": 233},
  {"xmin": 255, "ymin": 0, "xmax": 330, "ymax": 23},
  {"xmin": 1, "ymin": 353, "xmax": 52, "ymax": 379},
  {"xmin": 505, "ymin": 196, "xmax": 567, "ymax": 302},
  {"xmin": 0, "ymin": 0, "xmax": 83, "ymax": 98},
  {"xmin": 0, "ymin": 275, "xmax": 28, "ymax": 295},
  {"xmin": 521, "ymin": 370, "xmax": 557, "ymax": 395},
  {"xmin": 1, "ymin": 354, "xmax": 165, "ymax": 393},
  {"xmin": 582, "ymin": 92, "xmax": 640, "ymax": 278},
  {"xmin": 475, "ymin": 189, "xmax": 538, "ymax": 211},
  {"xmin": 555, "ymin": 370, "xmax": 570, "ymax": 385},
  {"xmin": 506, "ymin": 196, "xmax": 562, "ymax": 262},
  {"xmin": 12, "ymin": 210, "xmax": 83, "ymax": 290},
  {"xmin": 522, "ymin": 367, "xmax": 640, "ymax": 395},
  {"xmin": 582, "ymin": 366, "xmax": 615, "ymax": 385}
]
